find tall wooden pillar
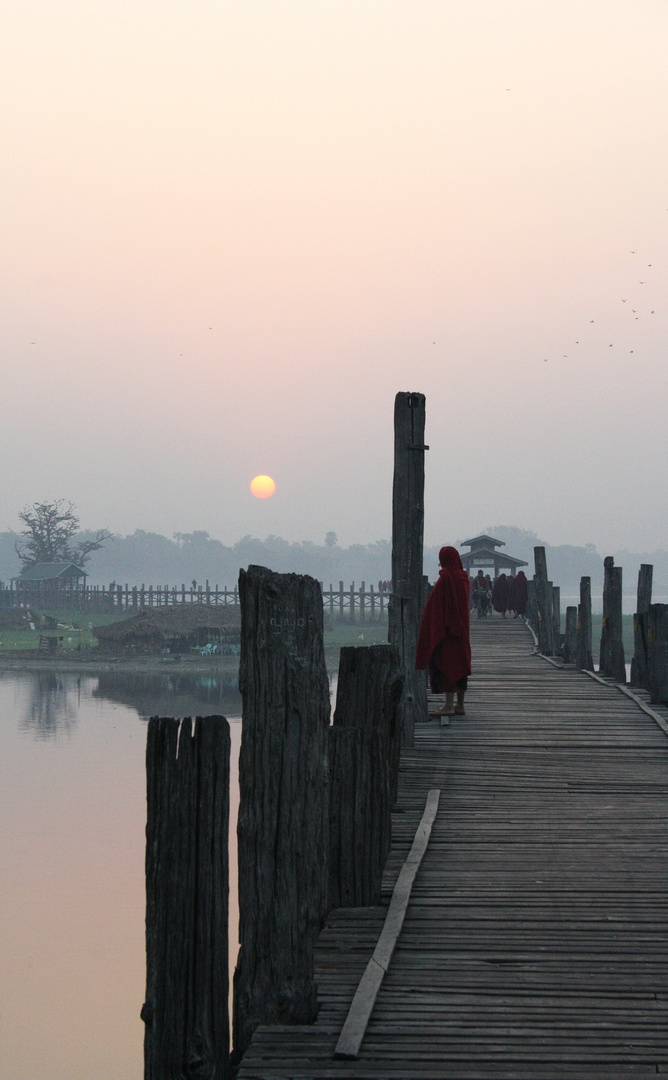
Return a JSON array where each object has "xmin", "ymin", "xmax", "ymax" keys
[
  {"xmin": 600, "ymin": 556, "xmax": 625, "ymax": 683},
  {"xmin": 552, "ymin": 585, "xmax": 561, "ymax": 656},
  {"xmin": 647, "ymin": 603, "xmax": 668, "ymax": 705},
  {"xmin": 533, "ymin": 547, "xmax": 555, "ymax": 656},
  {"xmin": 630, "ymin": 564, "xmax": 653, "ymax": 689},
  {"xmin": 388, "ymin": 392, "xmax": 428, "ymax": 747},
  {"xmin": 576, "ymin": 576, "xmax": 594, "ymax": 671}
]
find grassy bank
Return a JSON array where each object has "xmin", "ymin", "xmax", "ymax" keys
[
  {"xmin": 0, "ymin": 608, "xmax": 126, "ymax": 653},
  {"xmin": 0, "ymin": 608, "xmax": 389, "ymax": 670}
]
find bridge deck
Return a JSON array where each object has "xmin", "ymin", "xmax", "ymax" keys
[{"xmin": 238, "ymin": 618, "xmax": 668, "ymax": 1078}]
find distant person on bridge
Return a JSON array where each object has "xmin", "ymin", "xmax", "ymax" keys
[
  {"xmin": 510, "ymin": 569, "xmax": 529, "ymax": 617},
  {"xmin": 416, "ymin": 546, "xmax": 472, "ymax": 721},
  {"xmin": 492, "ymin": 573, "xmax": 510, "ymax": 617},
  {"xmin": 472, "ymin": 569, "xmax": 491, "ymax": 618}
]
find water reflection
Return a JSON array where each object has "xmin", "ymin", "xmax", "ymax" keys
[
  {"xmin": 93, "ymin": 670, "xmax": 242, "ymax": 719},
  {"xmin": 18, "ymin": 672, "xmax": 82, "ymax": 739},
  {"xmin": 1, "ymin": 668, "xmax": 243, "ymax": 1080}
]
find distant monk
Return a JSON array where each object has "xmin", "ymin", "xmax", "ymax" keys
[
  {"xmin": 511, "ymin": 570, "xmax": 529, "ymax": 617},
  {"xmin": 416, "ymin": 546, "xmax": 471, "ymax": 721},
  {"xmin": 472, "ymin": 569, "xmax": 489, "ymax": 618},
  {"xmin": 492, "ymin": 573, "xmax": 510, "ymax": 617}
]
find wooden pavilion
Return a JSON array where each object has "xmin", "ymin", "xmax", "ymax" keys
[
  {"xmin": 459, "ymin": 534, "xmax": 528, "ymax": 577},
  {"xmin": 13, "ymin": 561, "xmax": 88, "ymax": 601}
]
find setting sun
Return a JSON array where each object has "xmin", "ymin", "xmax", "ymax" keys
[{"xmin": 250, "ymin": 474, "xmax": 276, "ymax": 499}]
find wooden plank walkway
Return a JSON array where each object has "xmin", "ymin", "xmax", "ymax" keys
[{"xmin": 237, "ymin": 617, "xmax": 668, "ymax": 1078}]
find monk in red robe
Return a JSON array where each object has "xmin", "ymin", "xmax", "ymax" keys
[
  {"xmin": 416, "ymin": 546, "xmax": 472, "ymax": 720},
  {"xmin": 510, "ymin": 569, "xmax": 529, "ymax": 617}
]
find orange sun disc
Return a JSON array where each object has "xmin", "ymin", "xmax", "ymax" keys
[{"xmin": 250, "ymin": 474, "xmax": 276, "ymax": 499}]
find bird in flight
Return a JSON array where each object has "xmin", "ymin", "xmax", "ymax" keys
[{"xmin": 621, "ymin": 299, "xmax": 627, "ymax": 302}]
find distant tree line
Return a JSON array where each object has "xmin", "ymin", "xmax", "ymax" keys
[{"xmin": 0, "ymin": 518, "xmax": 666, "ymax": 595}]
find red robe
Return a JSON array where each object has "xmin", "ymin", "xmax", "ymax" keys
[{"xmin": 416, "ymin": 561, "xmax": 471, "ymax": 690}]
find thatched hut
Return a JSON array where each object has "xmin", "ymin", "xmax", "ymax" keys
[{"xmin": 94, "ymin": 605, "xmax": 240, "ymax": 655}]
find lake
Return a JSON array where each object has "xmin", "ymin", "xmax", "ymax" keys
[{"xmin": 0, "ymin": 669, "xmax": 243, "ymax": 1080}]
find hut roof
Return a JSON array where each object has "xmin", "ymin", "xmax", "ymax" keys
[
  {"xmin": 95, "ymin": 604, "xmax": 240, "ymax": 644},
  {"xmin": 15, "ymin": 561, "xmax": 87, "ymax": 582}
]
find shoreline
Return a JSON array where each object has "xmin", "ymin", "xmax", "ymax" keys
[
  {"xmin": 0, "ymin": 649, "xmax": 342, "ymax": 677},
  {"xmin": 0, "ymin": 654, "xmax": 242, "ymax": 677}
]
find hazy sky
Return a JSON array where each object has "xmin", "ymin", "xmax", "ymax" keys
[{"xmin": 3, "ymin": 1, "xmax": 667, "ymax": 551}]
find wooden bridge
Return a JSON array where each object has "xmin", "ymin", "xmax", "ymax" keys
[{"xmin": 237, "ymin": 616, "xmax": 668, "ymax": 1078}]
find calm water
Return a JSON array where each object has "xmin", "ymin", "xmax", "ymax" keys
[{"xmin": 0, "ymin": 670, "xmax": 243, "ymax": 1080}]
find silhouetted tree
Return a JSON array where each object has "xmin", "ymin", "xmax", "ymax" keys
[{"xmin": 15, "ymin": 500, "xmax": 112, "ymax": 569}]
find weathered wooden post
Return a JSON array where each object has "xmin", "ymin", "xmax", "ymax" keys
[
  {"xmin": 143, "ymin": 715, "xmax": 230, "ymax": 1080},
  {"xmin": 328, "ymin": 644, "xmax": 403, "ymax": 909},
  {"xmin": 576, "ymin": 576, "xmax": 594, "ymax": 671},
  {"xmin": 233, "ymin": 566, "xmax": 330, "ymax": 1057},
  {"xmin": 564, "ymin": 606, "xmax": 578, "ymax": 664},
  {"xmin": 333, "ymin": 643, "xmax": 403, "ymax": 803},
  {"xmin": 388, "ymin": 392, "xmax": 428, "ymax": 747},
  {"xmin": 600, "ymin": 556, "xmax": 625, "ymax": 682},
  {"xmin": 552, "ymin": 585, "xmax": 561, "ymax": 655},
  {"xmin": 630, "ymin": 564, "xmax": 653, "ymax": 689},
  {"xmin": 647, "ymin": 604, "xmax": 668, "ymax": 705},
  {"xmin": 533, "ymin": 547, "xmax": 555, "ymax": 655},
  {"xmin": 526, "ymin": 578, "xmax": 537, "ymax": 633}
]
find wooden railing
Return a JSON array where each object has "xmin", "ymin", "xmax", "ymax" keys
[{"xmin": 0, "ymin": 580, "xmax": 392, "ymax": 621}]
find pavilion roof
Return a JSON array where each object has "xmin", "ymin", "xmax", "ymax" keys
[{"xmin": 461, "ymin": 534, "xmax": 506, "ymax": 550}]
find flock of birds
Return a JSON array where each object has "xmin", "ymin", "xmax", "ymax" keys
[{"xmin": 542, "ymin": 248, "xmax": 659, "ymax": 363}]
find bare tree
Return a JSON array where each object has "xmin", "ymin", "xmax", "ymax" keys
[{"xmin": 15, "ymin": 499, "xmax": 113, "ymax": 569}]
